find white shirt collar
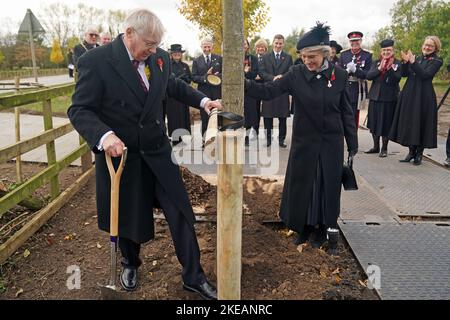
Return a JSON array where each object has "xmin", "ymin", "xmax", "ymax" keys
[{"xmin": 273, "ymin": 50, "xmax": 282, "ymax": 57}]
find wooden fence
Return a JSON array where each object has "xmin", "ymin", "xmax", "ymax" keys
[
  {"xmin": 0, "ymin": 83, "xmax": 94, "ymax": 264},
  {"xmin": 0, "ymin": 68, "xmax": 68, "ymax": 81}
]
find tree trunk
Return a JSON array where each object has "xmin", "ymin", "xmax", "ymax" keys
[{"xmin": 217, "ymin": 0, "xmax": 244, "ymax": 300}]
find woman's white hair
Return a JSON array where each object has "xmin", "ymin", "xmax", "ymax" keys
[
  {"xmin": 300, "ymin": 45, "xmax": 331, "ymax": 58},
  {"xmin": 123, "ymin": 9, "xmax": 165, "ymax": 42}
]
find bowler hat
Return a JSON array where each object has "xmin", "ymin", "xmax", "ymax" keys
[
  {"xmin": 380, "ymin": 39, "xmax": 394, "ymax": 48},
  {"xmin": 329, "ymin": 40, "xmax": 343, "ymax": 54},
  {"xmin": 169, "ymin": 44, "xmax": 185, "ymax": 53}
]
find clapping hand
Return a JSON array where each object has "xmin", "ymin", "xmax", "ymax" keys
[
  {"xmin": 346, "ymin": 61, "xmax": 357, "ymax": 73},
  {"xmin": 407, "ymin": 50, "xmax": 415, "ymax": 63}
]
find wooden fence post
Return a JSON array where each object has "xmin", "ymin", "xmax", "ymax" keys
[
  {"xmin": 14, "ymin": 76, "xmax": 23, "ymax": 183},
  {"xmin": 79, "ymin": 136, "xmax": 93, "ymax": 173},
  {"xmin": 42, "ymin": 98, "xmax": 59, "ymax": 199}
]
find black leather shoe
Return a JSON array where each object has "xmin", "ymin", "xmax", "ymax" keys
[
  {"xmin": 364, "ymin": 147, "xmax": 379, "ymax": 154},
  {"xmin": 413, "ymin": 154, "xmax": 423, "ymax": 165},
  {"xmin": 311, "ymin": 227, "xmax": 327, "ymax": 248},
  {"xmin": 266, "ymin": 140, "xmax": 271, "ymax": 147},
  {"xmin": 379, "ymin": 150, "xmax": 388, "ymax": 158},
  {"xmin": 183, "ymin": 280, "xmax": 217, "ymax": 300},
  {"xmin": 279, "ymin": 142, "xmax": 287, "ymax": 148},
  {"xmin": 120, "ymin": 266, "xmax": 138, "ymax": 291}
]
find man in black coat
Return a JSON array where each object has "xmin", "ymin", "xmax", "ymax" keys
[
  {"xmin": 258, "ymin": 34, "xmax": 293, "ymax": 148},
  {"xmin": 67, "ymin": 9, "xmax": 221, "ymax": 300},
  {"xmin": 73, "ymin": 26, "xmax": 100, "ymax": 69},
  {"xmin": 191, "ymin": 38, "xmax": 222, "ymax": 139}
]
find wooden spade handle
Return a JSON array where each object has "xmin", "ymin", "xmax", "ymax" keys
[{"xmin": 105, "ymin": 147, "xmax": 128, "ymax": 237}]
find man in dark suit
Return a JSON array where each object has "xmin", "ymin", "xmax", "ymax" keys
[
  {"xmin": 191, "ymin": 38, "xmax": 222, "ymax": 139},
  {"xmin": 67, "ymin": 9, "xmax": 221, "ymax": 300},
  {"xmin": 73, "ymin": 26, "xmax": 100, "ymax": 69},
  {"xmin": 339, "ymin": 31, "xmax": 372, "ymax": 130},
  {"xmin": 258, "ymin": 34, "xmax": 293, "ymax": 147}
]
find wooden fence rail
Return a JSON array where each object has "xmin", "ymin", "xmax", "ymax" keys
[{"xmin": 0, "ymin": 83, "xmax": 94, "ymax": 264}]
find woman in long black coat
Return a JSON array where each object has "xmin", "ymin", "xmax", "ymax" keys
[
  {"xmin": 166, "ymin": 44, "xmax": 192, "ymax": 145},
  {"xmin": 245, "ymin": 24, "xmax": 358, "ymax": 255},
  {"xmin": 365, "ymin": 39, "xmax": 402, "ymax": 157},
  {"xmin": 390, "ymin": 36, "xmax": 443, "ymax": 165},
  {"xmin": 243, "ymin": 39, "xmax": 259, "ymax": 145}
]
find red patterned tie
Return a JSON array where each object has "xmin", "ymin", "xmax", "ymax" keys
[{"xmin": 132, "ymin": 59, "xmax": 148, "ymax": 93}]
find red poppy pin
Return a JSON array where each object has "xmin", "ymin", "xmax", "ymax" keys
[
  {"xmin": 157, "ymin": 57, "xmax": 164, "ymax": 71},
  {"xmin": 328, "ymin": 68, "xmax": 336, "ymax": 88}
]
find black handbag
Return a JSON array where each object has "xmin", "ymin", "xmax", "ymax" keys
[{"xmin": 342, "ymin": 155, "xmax": 358, "ymax": 190}]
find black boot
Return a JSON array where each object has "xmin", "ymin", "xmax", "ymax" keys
[
  {"xmin": 311, "ymin": 225, "xmax": 327, "ymax": 248},
  {"xmin": 293, "ymin": 226, "xmax": 312, "ymax": 245},
  {"xmin": 414, "ymin": 147, "xmax": 424, "ymax": 165},
  {"xmin": 399, "ymin": 146, "xmax": 416, "ymax": 162},
  {"xmin": 365, "ymin": 134, "xmax": 380, "ymax": 154},
  {"xmin": 379, "ymin": 137, "xmax": 389, "ymax": 157},
  {"xmin": 326, "ymin": 228, "xmax": 339, "ymax": 256}
]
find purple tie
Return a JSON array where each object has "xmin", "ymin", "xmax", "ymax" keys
[{"xmin": 132, "ymin": 59, "xmax": 148, "ymax": 93}]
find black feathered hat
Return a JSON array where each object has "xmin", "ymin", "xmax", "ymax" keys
[
  {"xmin": 380, "ymin": 39, "xmax": 394, "ymax": 48},
  {"xmin": 297, "ymin": 22, "xmax": 331, "ymax": 51},
  {"xmin": 329, "ymin": 40, "xmax": 343, "ymax": 54}
]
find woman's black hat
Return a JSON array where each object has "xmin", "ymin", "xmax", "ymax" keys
[{"xmin": 297, "ymin": 22, "xmax": 331, "ymax": 51}]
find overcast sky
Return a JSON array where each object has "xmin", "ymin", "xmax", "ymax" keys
[{"xmin": 0, "ymin": 0, "xmax": 397, "ymax": 54}]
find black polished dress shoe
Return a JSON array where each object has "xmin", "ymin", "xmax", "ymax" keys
[
  {"xmin": 311, "ymin": 227, "xmax": 327, "ymax": 248},
  {"xmin": 183, "ymin": 280, "xmax": 217, "ymax": 300},
  {"xmin": 120, "ymin": 266, "xmax": 138, "ymax": 291},
  {"xmin": 364, "ymin": 147, "xmax": 380, "ymax": 154},
  {"xmin": 279, "ymin": 142, "xmax": 287, "ymax": 148}
]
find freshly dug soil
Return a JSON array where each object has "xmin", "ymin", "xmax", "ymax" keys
[{"xmin": 0, "ymin": 163, "xmax": 377, "ymax": 300}]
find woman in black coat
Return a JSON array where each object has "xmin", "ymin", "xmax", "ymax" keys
[
  {"xmin": 390, "ymin": 36, "xmax": 443, "ymax": 165},
  {"xmin": 166, "ymin": 44, "xmax": 192, "ymax": 145},
  {"xmin": 245, "ymin": 23, "xmax": 358, "ymax": 255},
  {"xmin": 243, "ymin": 39, "xmax": 260, "ymax": 145},
  {"xmin": 365, "ymin": 39, "xmax": 402, "ymax": 157}
]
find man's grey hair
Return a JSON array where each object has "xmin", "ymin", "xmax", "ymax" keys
[
  {"xmin": 85, "ymin": 26, "xmax": 99, "ymax": 35},
  {"xmin": 300, "ymin": 45, "xmax": 331, "ymax": 58},
  {"xmin": 201, "ymin": 37, "xmax": 213, "ymax": 46},
  {"xmin": 123, "ymin": 9, "xmax": 165, "ymax": 42}
]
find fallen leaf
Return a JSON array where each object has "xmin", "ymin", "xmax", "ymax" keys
[
  {"xmin": 152, "ymin": 260, "xmax": 158, "ymax": 266},
  {"xmin": 84, "ymin": 222, "xmax": 90, "ymax": 226},
  {"xmin": 332, "ymin": 268, "xmax": 340, "ymax": 275},
  {"xmin": 359, "ymin": 280, "xmax": 368, "ymax": 287},
  {"xmin": 296, "ymin": 243, "xmax": 307, "ymax": 253},
  {"xmin": 15, "ymin": 288, "xmax": 24, "ymax": 298},
  {"xmin": 319, "ymin": 270, "xmax": 328, "ymax": 279},
  {"xmin": 23, "ymin": 249, "xmax": 30, "ymax": 258},
  {"xmin": 286, "ymin": 230, "xmax": 294, "ymax": 237},
  {"xmin": 334, "ymin": 275, "xmax": 342, "ymax": 283},
  {"xmin": 64, "ymin": 235, "xmax": 73, "ymax": 241},
  {"xmin": 49, "ymin": 233, "xmax": 55, "ymax": 237},
  {"xmin": 96, "ymin": 243, "xmax": 102, "ymax": 249}
]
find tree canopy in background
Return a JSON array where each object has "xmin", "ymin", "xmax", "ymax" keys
[
  {"xmin": 372, "ymin": 0, "xmax": 449, "ymax": 78},
  {"xmin": 178, "ymin": 0, "xmax": 270, "ymax": 53},
  {"xmin": 50, "ymin": 39, "xmax": 64, "ymax": 65}
]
